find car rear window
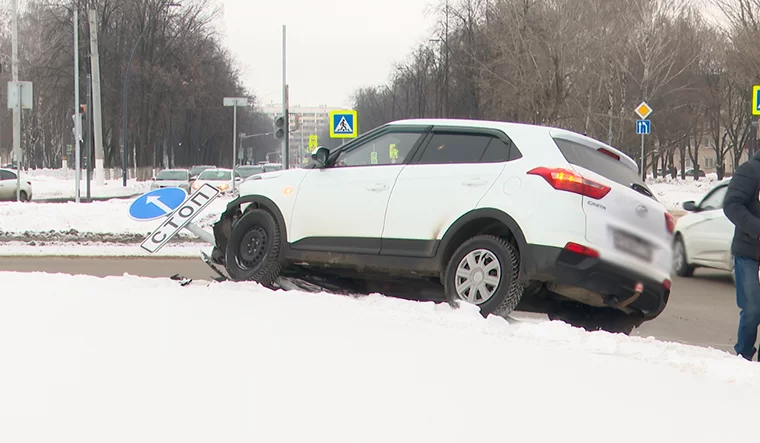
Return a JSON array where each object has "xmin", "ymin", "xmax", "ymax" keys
[
  {"xmin": 553, "ymin": 138, "xmax": 654, "ymax": 199},
  {"xmin": 199, "ymin": 170, "xmax": 231, "ymax": 180},
  {"xmin": 156, "ymin": 170, "xmax": 188, "ymax": 180}
]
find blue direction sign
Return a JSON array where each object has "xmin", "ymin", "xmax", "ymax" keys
[
  {"xmin": 329, "ymin": 109, "xmax": 358, "ymax": 139},
  {"xmin": 128, "ymin": 187, "xmax": 188, "ymax": 221},
  {"xmin": 636, "ymin": 119, "xmax": 651, "ymax": 135}
]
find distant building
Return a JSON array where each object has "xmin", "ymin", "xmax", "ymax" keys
[{"xmin": 260, "ymin": 103, "xmax": 345, "ymax": 167}]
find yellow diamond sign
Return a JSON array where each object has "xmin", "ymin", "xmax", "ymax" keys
[{"xmin": 634, "ymin": 101, "xmax": 652, "ymax": 119}]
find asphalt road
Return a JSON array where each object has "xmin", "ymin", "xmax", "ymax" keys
[{"xmin": 0, "ymin": 257, "xmax": 739, "ymax": 353}]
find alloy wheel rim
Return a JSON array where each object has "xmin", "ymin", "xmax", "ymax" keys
[{"xmin": 454, "ymin": 249, "xmax": 502, "ymax": 305}]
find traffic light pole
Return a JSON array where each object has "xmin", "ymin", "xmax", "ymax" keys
[
  {"xmin": 281, "ymin": 25, "xmax": 289, "ymax": 169},
  {"xmin": 73, "ymin": 4, "xmax": 81, "ymax": 203}
]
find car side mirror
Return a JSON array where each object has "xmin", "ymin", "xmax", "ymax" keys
[
  {"xmin": 151, "ymin": 176, "xmax": 156, "ymax": 181},
  {"xmin": 682, "ymin": 200, "xmax": 698, "ymax": 212},
  {"xmin": 312, "ymin": 146, "xmax": 330, "ymax": 168}
]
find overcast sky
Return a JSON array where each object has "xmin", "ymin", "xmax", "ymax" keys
[{"xmin": 219, "ymin": 0, "xmax": 441, "ymax": 109}]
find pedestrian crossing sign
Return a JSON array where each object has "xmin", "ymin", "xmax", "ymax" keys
[{"xmin": 329, "ymin": 109, "xmax": 358, "ymax": 139}]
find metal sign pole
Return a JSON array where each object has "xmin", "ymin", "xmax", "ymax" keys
[
  {"xmin": 15, "ymin": 82, "xmax": 21, "ymax": 202},
  {"xmin": 73, "ymin": 4, "xmax": 81, "ymax": 203},
  {"xmin": 640, "ymin": 133, "xmax": 645, "ymax": 181},
  {"xmin": 232, "ymin": 102, "xmax": 237, "ymax": 194}
]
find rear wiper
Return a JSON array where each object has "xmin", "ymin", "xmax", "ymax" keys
[{"xmin": 630, "ymin": 183, "xmax": 653, "ymax": 198}]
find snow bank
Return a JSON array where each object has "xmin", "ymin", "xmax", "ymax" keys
[
  {"xmin": 26, "ymin": 169, "xmax": 150, "ymax": 199},
  {"xmin": 0, "ymin": 272, "xmax": 758, "ymax": 443},
  {"xmin": 0, "ymin": 197, "xmax": 231, "ymax": 240},
  {"xmin": 647, "ymin": 173, "xmax": 730, "ymax": 211},
  {"xmin": 0, "ymin": 241, "xmax": 206, "ymax": 257}
]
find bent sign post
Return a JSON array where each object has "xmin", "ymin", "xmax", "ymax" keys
[{"xmin": 130, "ymin": 184, "xmax": 220, "ymax": 254}]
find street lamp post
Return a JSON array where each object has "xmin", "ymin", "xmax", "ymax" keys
[{"xmin": 121, "ymin": 1, "xmax": 181, "ymax": 186}]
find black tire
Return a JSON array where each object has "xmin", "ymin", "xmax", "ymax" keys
[
  {"xmin": 18, "ymin": 191, "xmax": 28, "ymax": 202},
  {"xmin": 224, "ymin": 208, "xmax": 283, "ymax": 286},
  {"xmin": 443, "ymin": 235, "xmax": 523, "ymax": 318},
  {"xmin": 672, "ymin": 236, "xmax": 695, "ymax": 277}
]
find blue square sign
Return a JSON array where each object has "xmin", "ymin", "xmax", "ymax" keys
[
  {"xmin": 329, "ymin": 109, "xmax": 358, "ymax": 139},
  {"xmin": 636, "ymin": 119, "xmax": 651, "ymax": 135}
]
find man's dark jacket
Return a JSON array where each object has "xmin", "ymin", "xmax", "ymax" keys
[{"xmin": 724, "ymin": 149, "xmax": 760, "ymax": 260}]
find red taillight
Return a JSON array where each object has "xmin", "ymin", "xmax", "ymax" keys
[
  {"xmin": 527, "ymin": 167, "xmax": 611, "ymax": 200},
  {"xmin": 597, "ymin": 148, "xmax": 620, "ymax": 160},
  {"xmin": 665, "ymin": 212, "xmax": 675, "ymax": 234},
  {"xmin": 564, "ymin": 242, "xmax": 599, "ymax": 258},
  {"xmin": 663, "ymin": 279, "xmax": 671, "ymax": 291}
]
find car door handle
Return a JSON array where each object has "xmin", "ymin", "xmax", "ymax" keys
[
  {"xmin": 367, "ymin": 183, "xmax": 388, "ymax": 192},
  {"xmin": 462, "ymin": 179, "xmax": 488, "ymax": 187}
]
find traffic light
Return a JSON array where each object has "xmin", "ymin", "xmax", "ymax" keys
[{"xmin": 274, "ymin": 115, "xmax": 286, "ymax": 139}]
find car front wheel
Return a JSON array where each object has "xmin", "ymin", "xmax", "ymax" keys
[
  {"xmin": 224, "ymin": 208, "xmax": 283, "ymax": 287},
  {"xmin": 443, "ymin": 235, "xmax": 523, "ymax": 318}
]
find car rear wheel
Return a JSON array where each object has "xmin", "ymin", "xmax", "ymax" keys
[
  {"xmin": 443, "ymin": 235, "xmax": 523, "ymax": 318},
  {"xmin": 224, "ymin": 208, "xmax": 283, "ymax": 287},
  {"xmin": 673, "ymin": 236, "xmax": 695, "ymax": 277}
]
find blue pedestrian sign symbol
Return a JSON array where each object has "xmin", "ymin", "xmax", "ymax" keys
[
  {"xmin": 329, "ymin": 109, "xmax": 358, "ymax": 139},
  {"xmin": 128, "ymin": 187, "xmax": 188, "ymax": 221},
  {"xmin": 636, "ymin": 119, "xmax": 651, "ymax": 135},
  {"xmin": 753, "ymin": 85, "xmax": 760, "ymax": 116}
]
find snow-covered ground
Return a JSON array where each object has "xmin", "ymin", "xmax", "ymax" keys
[
  {"xmin": 0, "ymin": 197, "xmax": 231, "ymax": 239},
  {"xmin": 0, "ymin": 271, "xmax": 757, "ymax": 443},
  {"xmin": 26, "ymin": 168, "xmax": 150, "ymax": 200},
  {"xmin": 0, "ymin": 241, "xmax": 207, "ymax": 257}
]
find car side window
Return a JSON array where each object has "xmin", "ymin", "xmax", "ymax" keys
[
  {"xmin": 699, "ymin": 185, "xmax": 728, "ymax": 210},
  {"xmin": 0, "ymin": 170, "xmax": 16, "ymax": 180},
  {"xmin": 417, "ymin": 133, "xmax": 492, "ymax": 164},
  {"xmin": 334, "ymin": 130, "xmax": 424, "ymax": 167},
  {"xmin": 480, "ymin": 137, "xmax": 521, "ymax": 163}
]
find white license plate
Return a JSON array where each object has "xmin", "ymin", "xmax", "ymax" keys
[{"xmin": 613, "ymin": 230, "xmax": 652, "ymax": 261}]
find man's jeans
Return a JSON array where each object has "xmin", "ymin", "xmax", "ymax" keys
[{"xmin": 734, "ymin": 255, "xmax": 760, "ymax": 360}]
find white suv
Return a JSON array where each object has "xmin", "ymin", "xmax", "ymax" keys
[{"xmin": 210, "ymin": 119, "xmax": 674, "ymax": 334}]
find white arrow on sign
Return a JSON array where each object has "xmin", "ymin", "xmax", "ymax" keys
[{"xmin": 146, "ymin": 195, "xmax": 173, "ymax": 214}]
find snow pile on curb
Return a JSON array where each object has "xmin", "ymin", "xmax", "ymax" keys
[
  {"xmin": 0, "ymin": 241, "xmax": 208, "ymax": 257},
  {"xmin": 26, "ymin": 168, "xmax": 150, "ymax": 200},
  {"xmin": 0, "ymin": 271, "xmax": 758, "ymax": 443},
  {"xmin": 0, "ymin": 197, "xmax": 232, "ymax": 243}
]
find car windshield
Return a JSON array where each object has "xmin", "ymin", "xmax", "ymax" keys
[
  {"xmin": 189, "ymin": 166, "xmax": 212, "ymax": 176},
  {"xmin": 198, "ymin": 170, "xmax": 232, "ymax": 180},
  {"xmin": 156, "ymin": 170, "xmax": 188, "ymax": 180},
  {"xmin": 236, "ymin": 166, "xmax": 263, "ymax": 178}
]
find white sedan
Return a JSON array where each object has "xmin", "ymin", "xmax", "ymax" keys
[
  {"xmin": 191, "ymin": 168, "xmax": 242, "ymax": 195},
  {"xmin": 672, "ymin": 180, "xmax": 734, "ymax": 282},
  {"xmin": 0, "ymin": 167, "xmax": 33, "ymax": 201}
]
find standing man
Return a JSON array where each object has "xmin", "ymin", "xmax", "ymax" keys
[{"xmin": 724, "ymin": 150, "xmax": 760, "ymax": 360}]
